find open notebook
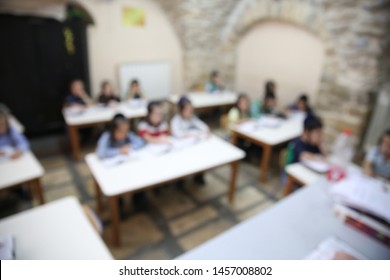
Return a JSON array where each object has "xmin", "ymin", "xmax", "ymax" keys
[{"xmin": 330, "ymin": 174, "xmax": 390, "ymax": 223}]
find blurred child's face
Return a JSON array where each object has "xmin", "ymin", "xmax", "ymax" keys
[
  {"xmin": 103, "ymin": 84, "xmax": 112, "ymax": 96},
  {"xmin": 308, "ymin": 128, "xmax": 323, "ymax": 146},
  {"xmin": 149, "ymin": 106, "xmax": 163, "ymax": 126},
  {"xmin": 182, "ymin": 104, "xmax": 193, "ymax": 119},
  {"xmin": 264, "ymin": 98, "xmax": 276, "ymax": 110},
  {"xmin": 71, "ymin": 81, "xmax": 84, "ymax": 97},
  {"xmin": 238, "ymin": 97, "xmax": 249, "ymax": 112},
  {"xmin": 212, "ymin": 76, "xmax": 221, "ymax": 85},
  {"xmin": 380, "ymin": 135, "xmax": 390, "ymax": 158},
  {"xmin": 131, "ymin": 84, "xmax": 140, "ymax": 93},
  {"xmin": 0, "ymin": 116, "xmax": 7, "ymax": 135},
  {"xmin": 297, "ymin": 100, "xmax": 307, "ymax": 112},
  {"xmin": 114, "ymin": 122, "xmax": 129, "ymax": 142}
]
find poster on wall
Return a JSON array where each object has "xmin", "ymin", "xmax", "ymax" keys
[{"xmin": 122, "ymin": 7, "xmax": 145, "ymax": 27}]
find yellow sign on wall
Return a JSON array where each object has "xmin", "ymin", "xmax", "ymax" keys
[{"xmin": 122, "ymin": 7, "xmax": 145, "ymax": 27}]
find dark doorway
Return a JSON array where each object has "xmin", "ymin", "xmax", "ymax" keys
[{"xmin": 0, "ymin": 6, "xmax": 91, "ymax": 137}]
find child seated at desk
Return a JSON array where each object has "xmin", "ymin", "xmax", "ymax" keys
[
  {"xmin": 127, "ymin": 79, "xmax": 143, "ymax": 100},
  {"xmin": 363, "ymin": 129, "xmax": 390, "ymax": 180},
  {"xmin": 171, "ymin": 96, "xmax": 210, "ymax": 139},
  {"xmin": 96, "ymin": 114, "xmax": 144, "ymax": 159},
  {"xmin": 286, "ymin": 94, "xmax": 313, "ymax": 115},
  {"xmin": 0, "ymin": 110, "xmax": 29, "ymax": 159},
  {"xmin": 287, "ymin": 116, "xmax": 327, "ymax": 164},
  {"xmin": 64, "ymin": 79, "xmax": 93, "ymax": 108},
  {"xmin": 227, "ymin": 93, "xmax": 250, "ymax": 127},
  {"xmin": 250, "ymin": 94, "xmax": 278, "ymax": 119},
  {"xmin": 205, "ymin": 70, "xmax": 224, "ymax": 93},
  {"xmin": 97, "ymin": 81, "xmax": 120, "ymax": 105},
  {"xmin": 171, "ymin": 96, "xmax": 209, "ymax": 185},
  {"xmin": 138, "ymin": 101, "xmax": 170, "ymax": 144}
]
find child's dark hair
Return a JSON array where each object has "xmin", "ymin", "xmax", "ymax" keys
[
  {"xmin": 101, "ymin": 80, "xmax": 110, "ymax": 89},
  {"xmin": 265, "ymin": 80, "xmax": 276, "ymax": 98},
  {"xmin": 109, "ymin": 114, "xmax": 129, "ymax": 143},
  {"xmin": 304, "ymin": 115, "xmax": 323, "ymax": 132},
  {"xmin": 210, "ymin": 70, "xmax": 219, "ymax": 80},
  {"xmin": 130, "ymin": 79, "xmax": 139, "ymax": 86},
  {"xmin": 379, "ymin": 129, "xmax": 390, "ymax": 145},
  {"xmin": 177, "ymin": 96, "xmax": 192, "ymax": 114},
  {"xmin": 147, "ymin": 101, "xmax": 161, "ymax": 115},
  {"xmin": 298, "ymin": 94, "xmax": 308, "ymax": 104}
]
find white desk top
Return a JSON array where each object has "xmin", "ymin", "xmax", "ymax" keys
[
  {"xmin": 168, "ymin": 92, "xmax": 237, "ymax": 108},
  {"xmin": 0, "ymin": 196, "xmax": 113, "ymax": 260},
  {"xmin": 85, "ymin": 135, "xmax": 245, "ymax": 197},
  {"xmin": 286, "ymin": 163, "xmax": 323, "ymax": 186},
  {"xmin": 63, "ymin": 103, "xmax": 147, "ymax": 126},
  {"xmin": 0, "ymin": 151, "xmax": 44, "ymax": 190},
  {"xmin": 178, "ymin": 179, "xmax": 390, "ymax": 260},
  {"xmin": 232, "ymin": 116, "xmax": 303, "ymax": 146},
  {"xmin": 9, "ymin": 115, "xmax": 25, "ymax": 133}
]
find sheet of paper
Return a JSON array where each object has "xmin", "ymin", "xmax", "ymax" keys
[
  {"xmin": 302, "ymin": 159, "xmax": 330, "ymax": 174},
  {"xmin": 257, "ymin": 116, "xmax": 283, "ymax": 128},
  {"xmin": 330, "ymin": 174, "xmax": 390, "ymax": 223},
  {"xmin": 0, "ymin": 146, "xmax": 15, "ymax": 163},
  {"xmin": 305, "ymin": 236, "xmax": 366, "ymax": 260}
]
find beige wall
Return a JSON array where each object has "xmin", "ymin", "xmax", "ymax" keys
[
  {"xmin": 235, "ymin": 20, "xmax": 324, "ymax": 108},
  {"xmin": 78, "ymin": 0, "xmax": 183, "ymax": 97}
]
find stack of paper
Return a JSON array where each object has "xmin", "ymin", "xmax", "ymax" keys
[
  {"xmin": 305, "ymin": 236, "xmax": 366, "ymax": 260},
  {"xmin": 330, "ymin": 174, "xmax": 390, "ymax": 223}
]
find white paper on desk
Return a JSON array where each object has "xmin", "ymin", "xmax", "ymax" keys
[
  {"xmin": 0, "ymin": 146, "xmax": 14, "ymax": 163},
  {"xmin": 257, "ymin": 116, "xmax": 283, "ymax": 128},
  {"xmin": 305, "ymin": 236, "xmax": 366, "ymax": 260},
  {"xmin": 143, "ymin": 143, "xmax": 171, "ymax": 155},
  {"xmin": 330, "ymin": 174, "xmax": 390, "ymax": 223},
  {"xmin": 302, "ymin": 159, "xmax": 330, "ymax": 174},
  {"xmin": 171, "ymin": 137, "xmax": 198, "ymax": 150},
  {"xmin": 236, "ymin": 121, "xmax": 258, "ymax": 133},
  {"xmin": 101, "ymin": 151, "xmax": 140, "ymax": 167},
  {"xmin": 0, "ymin": 234, "xmax": 15, "ymax": 260}
]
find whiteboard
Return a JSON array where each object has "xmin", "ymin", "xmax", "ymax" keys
[{"xmin": 118, "ymin": 61, "xmax": 171, "ymax": 100}]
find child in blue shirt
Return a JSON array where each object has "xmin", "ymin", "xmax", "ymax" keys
[
  {"xmin": 205, "ymin": 70, "xmax": 224, "ymax": 93},
  {"xmin": 0, "ymin": 110, "xmax": 29, "ymax": 159},
  {"xmin": 363, "ymin": 129, "xmax": 390, "ymax": 180},
  {"xmin": 96, "ymin": 114, "xmax": 144, "ymax": 159}
]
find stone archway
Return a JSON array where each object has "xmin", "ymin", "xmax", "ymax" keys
[{"xmin": 216, "ymin": 0, "xmax": 389, "ymax": 145}]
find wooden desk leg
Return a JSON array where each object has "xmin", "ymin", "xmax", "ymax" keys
[
  {"xmin": 68, "ymin": 125, "xmax": 80, "ymax": 161},
  {"xmin": 94, "ymin": 178, "xmax": 103, "ymax": 213},
  {"xmin": 228, "ymin": 161, "xmax": 239, "ymax": 204},
  {"xmin": 231, "ymin": 132, "xmax": 238, "ymax": 146},
  {"xmin": 109, "ymin": 196, "xmax": 121, "ymax": 246},
  {"xmin": 33, "ymin": 179, "xmax": 45, "ymax": 204},
  {"xmin": 284, "ymin": 175, "xmax": 295, "ymax": 196},
  {"xmin": 260, "ymin": 144, "xmax": 272, "ymax": 183}
]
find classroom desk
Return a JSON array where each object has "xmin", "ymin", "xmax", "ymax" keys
[
  {"xmin": 0, "ymin": 151, "xmax": 45, "ymax": 204},
  {"xmin": 231, "ymin": 117, "xmax": 302, "ymax": 182},
  {"xmin": 0, "ymin": 196, "xmax": 113, "ymax": 259},
  {"xmin": 178, "ymin": 179, "xmax": 390, "ymax": 260},
  {"xmin": 284, "ymin": 162, "xmax": 323, "ymax": 196},
  {"xmin": 85, "ymin": 135, "xmax": 245, "ymax": 246},
  {"xmin": 168, "ymin": 92, "xmax": 237, "ymax": 110},
  {"xmin": 63, "ymin": 103, "xmax": 147, "ymax": 160},
  {"xmin": 8, "ymin": 115, "xmax": 25, "ymax": 133}
]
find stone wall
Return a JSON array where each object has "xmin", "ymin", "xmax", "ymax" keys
[{"xmin": 156, "ymin": 0, "xmax": 390, "ymax": 147}]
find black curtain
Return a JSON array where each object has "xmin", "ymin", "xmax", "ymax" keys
[{"xmin": 0, "ymin": 14, "xmax": 90, "ymax": 136}]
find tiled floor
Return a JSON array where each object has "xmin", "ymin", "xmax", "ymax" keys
[{"xmin": 0, "ymin": 126, "xmax": 287, "ymax": 260}]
